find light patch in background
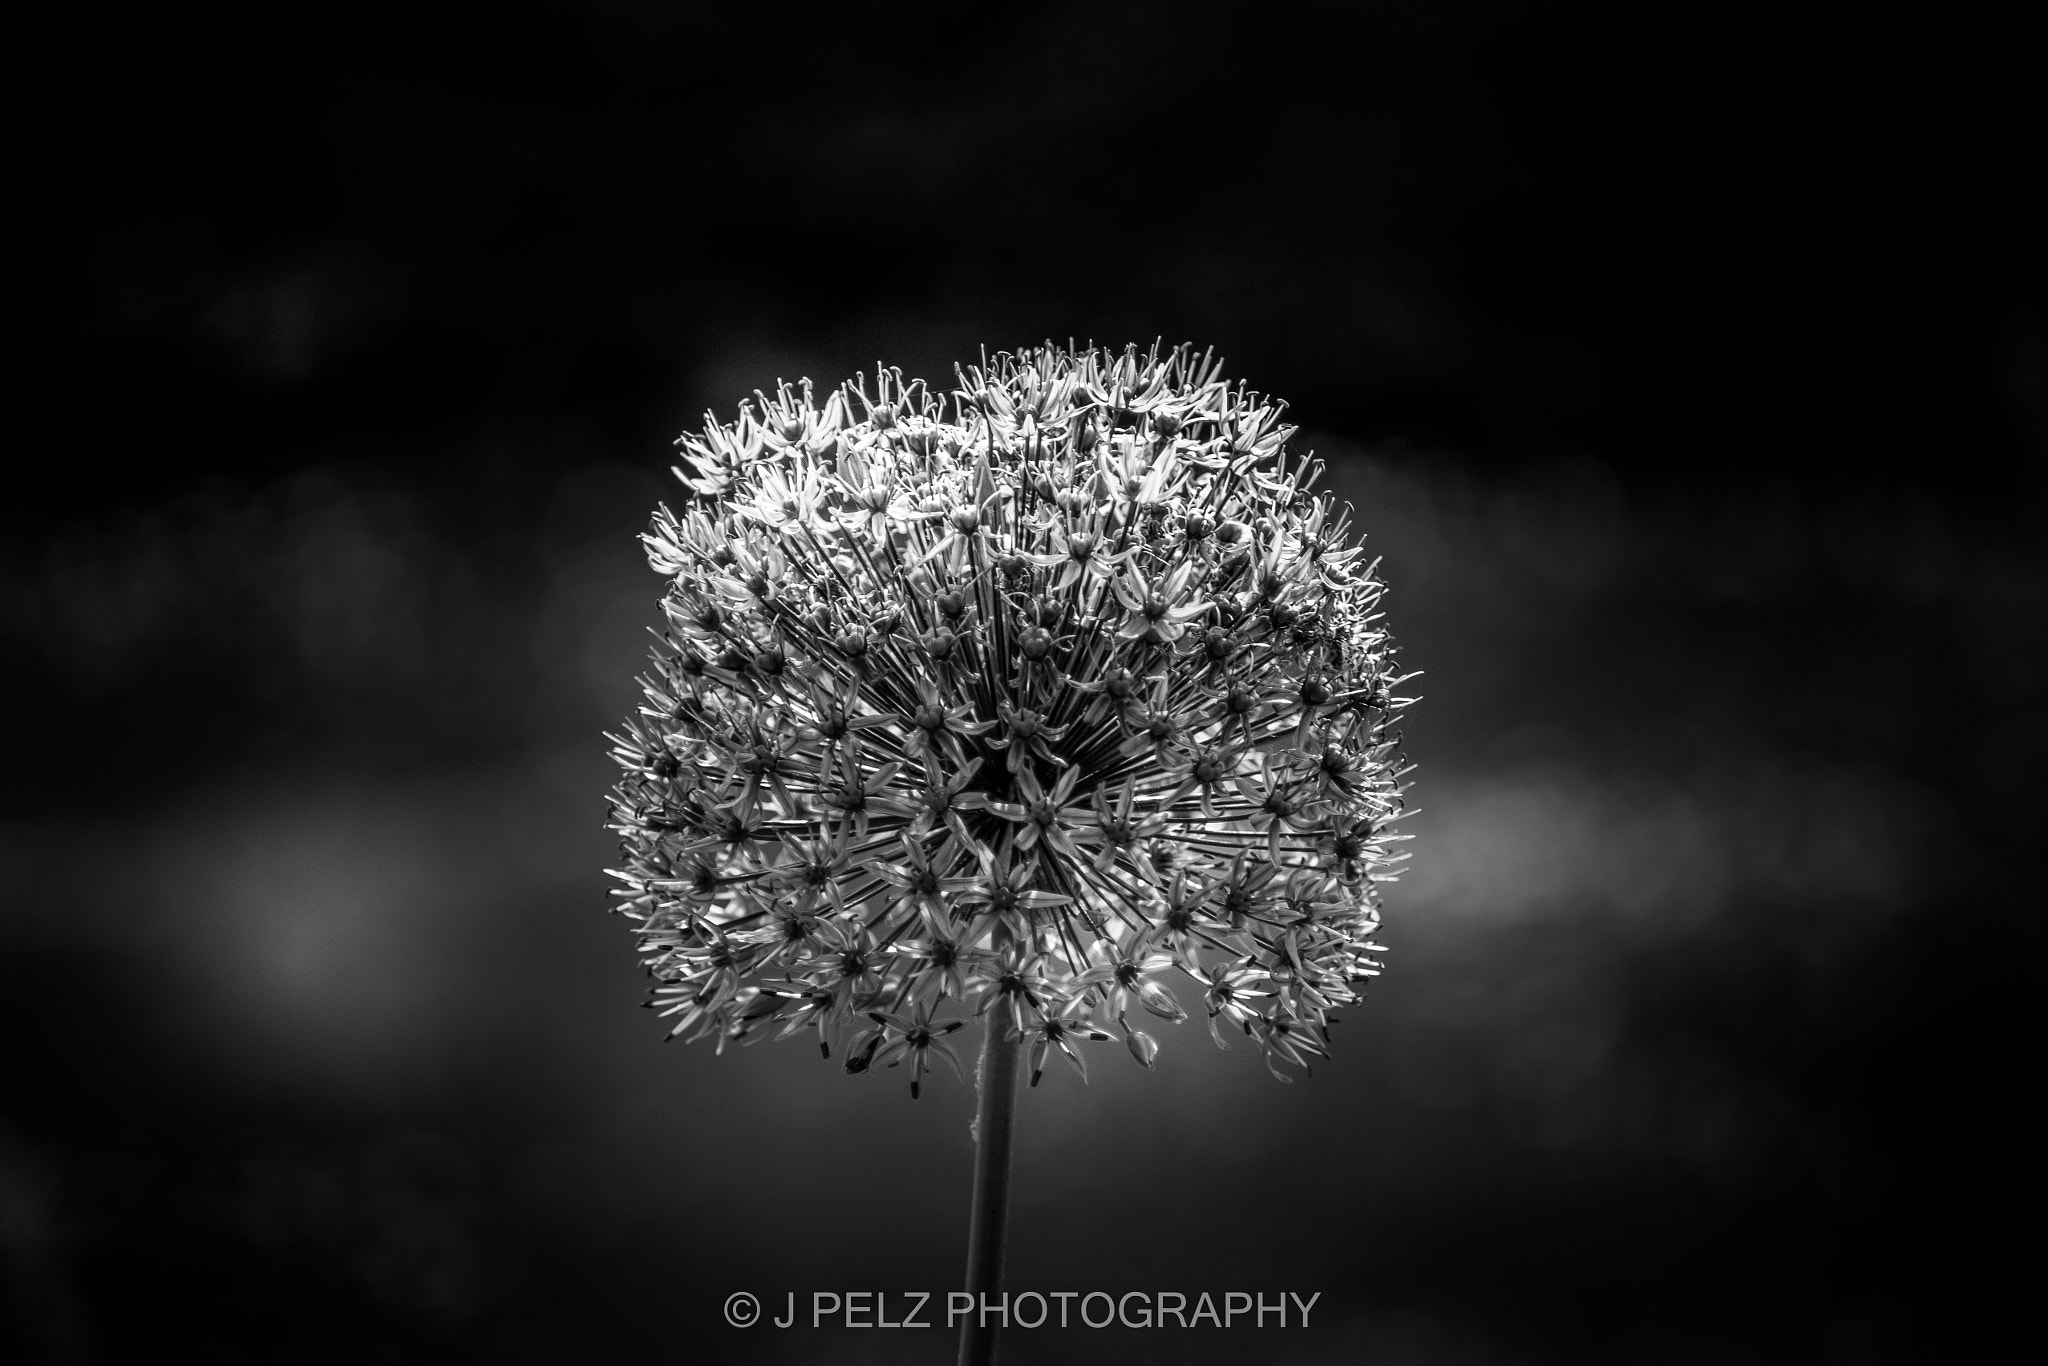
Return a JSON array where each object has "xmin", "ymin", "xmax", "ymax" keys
[
  {"xmin": 144, "ymin": 783, "xmax": 515, "ymax": 1095},
  {"xmin": 197, "ymin": 252, "xmax": 392, "ymax": 384},
  {"xmin": 530, "ymin": 459, "xmax": 676, "ymax": 728},
  {"xmin": 1401, "ymin": 760, "xmax": 1948, "ymax": 929},
  {"xmin": 12, "ymin": 469, "xmax": 462, "ymax": 696}
]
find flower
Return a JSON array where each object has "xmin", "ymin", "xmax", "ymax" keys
[
  {"xmin": 607, "ymin": 342, "xmax": 1414, "ymax": 1088},
  {"xmin": 1021, "ymin": 998, "xmax": 1113, "ymax": 1087},
  {"xmin": 954, "ymin": 848, "xmax": 1074, "ymax": 945},
  {"xmin": 873, "ymin": 833, "xmax": 981, "ymax": 934},
  {"xmin": 894, "ymin": 682, "xmax": 997, "ymax": 766},
  {"xmin": 987, "ymin": 701, "xmax": 1069, "ymax": 774},
  {"xmin": 985, "ymin": 765, "xmax": 1091, "ymax": 861},
  {"xmin": 845, "ymin": 1001, "xmax": 968, "ymax": 1099},
  {"xmin": 1110, "ymin": 559, "xmax": 1209, "ymax": 644}
]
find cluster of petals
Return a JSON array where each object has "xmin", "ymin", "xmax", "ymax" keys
[{"xmin": 607, "ymin": 342, "xmax": 1414, "ymax": 1092}]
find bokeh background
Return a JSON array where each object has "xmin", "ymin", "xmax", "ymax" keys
[{"xmin": 5, "ymin": 3, "xmax": 2041, "ymax": 1362}]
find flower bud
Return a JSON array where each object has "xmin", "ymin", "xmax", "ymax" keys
[{"xmin": 1135, "ymin": 980, "xmax": 1188, "ymax": 1022}]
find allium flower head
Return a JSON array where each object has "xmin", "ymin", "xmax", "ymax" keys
[{"xmin": 607, "ymin": 343, "xmax": 1414, "ymax": 1087}]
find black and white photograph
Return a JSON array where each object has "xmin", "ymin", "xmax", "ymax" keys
[{"xmin": 5, "ymin": 3, "xmax": 2039, "ymax": 1363}]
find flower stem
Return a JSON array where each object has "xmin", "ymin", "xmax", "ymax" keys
[{"xmin": 958, "ymin": 1017, "xmax": 1021, "ymax": 1366}]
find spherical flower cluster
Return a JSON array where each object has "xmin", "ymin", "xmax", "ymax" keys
[{"xmin": 606, "ymin": 342, "xmax": 1414, "ymax": 1091}]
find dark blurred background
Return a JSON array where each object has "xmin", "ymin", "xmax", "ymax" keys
[{"xmin": 5, "ymin": 2, "xmax": 2041, "ymax": 1362}]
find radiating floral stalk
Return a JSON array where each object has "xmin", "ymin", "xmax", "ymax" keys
[{"xmin": 605, "ymin": 342, "xmax": 1415, "ymax": 1364}]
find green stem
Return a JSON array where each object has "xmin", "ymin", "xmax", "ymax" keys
[{"xmin": 957, "ymin": 1016, "xmax": 1021, "ymax": 1366}]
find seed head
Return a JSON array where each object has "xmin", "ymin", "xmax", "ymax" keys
[{"xmin": 607, "ymin": 343, "xmax": 1414, "ymax": 1087}]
